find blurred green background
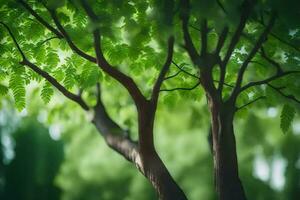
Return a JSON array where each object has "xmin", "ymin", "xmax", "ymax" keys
[{"xmin": 0, "ymin": 93, "xmax": 300, "ymax": 200}]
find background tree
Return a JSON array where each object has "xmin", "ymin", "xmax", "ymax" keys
[{"xmin": 0, "ymin": 0, "xmax": 299, "ymax": 200}]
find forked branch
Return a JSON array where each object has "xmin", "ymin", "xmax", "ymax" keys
[
  {"xmin": 180, "ymin": 0, "xmax": 199, "ymax": 63},
  {"xmin": 0, "ymin": 22, "xmax": 89, "ymax": 110},
  {"xmin": 151, "ymin": 37, "xmax": 175, "ymax": 104},
  {"xmin": 81, "ymin": 0, "xmax": 145, "ymax": 106},
  {"xmin": 231, "ymin": 13, "xmax": 276, "ymax": 99},
  {"xmin": 267, "ymin": 84, "xmax": 300, "ymax": 104},
  {"xmin": 236, "ymin": 96, "xmax": 266, "ymax": 111},
  {"xmin": 19, "ymin": 0, "xmax": 97, "ymax": 63}
]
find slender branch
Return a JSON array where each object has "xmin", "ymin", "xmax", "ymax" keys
[
  {"xmin": 0, "ymin": 22, "xmax": 26, "ymax": 59},
  {"xmin": 164, "ymin": 70, "xmax": 182, "ymax": 80},
  {"xmin": 189, "ymin": 24, "xmax": 201, "ymax": 32},
  {"xmin": 215, "ymin": 26, "xmax": 229, "ymax": 55},
  {"xmin": 236, "ymin": 96, "xmax": 266, "ymax": 111},
  {"xmin": 1, "ymin": 22, "xmax": 89, "ymax": 110},
  {"xmin": 267, "ymin": 84, "xmax": 300, "ymax": 104},
  {"xmin": 180, "ymin": 0, "xmax": 200, "ymax": 64},
  {"xmin": 231, "ymin": 13, "xmax": 276, "ymax": 99},
  {"xmin": 17, "ymin": 0, "xmax": 63, "ymax": 38},
  {"xmin": 151, "ymin": 37, "xmax": 175, "ymax": 103},
  {"xmin": 38, "ymin": 36, "xmax": 60, "ymax": 47},
  {"xmin": 160, "ymin": 81, "xmax": 201, "ymax": 92},
  {"xmin": 218, "ymin": 0, "xmax": 252, "ymax": 93},
  {"xmin": 171, "ymin": 61, "xmax": 234, "ymax": 88},
  {"xmin": 21, "ymin": 60, "xmax": 89, "ymax": 110},
  {"xmin": 240, "ymin": 71, "xmax": 300, "ymax": 92},
  {"xmin": 20, "ymin": 0, "xmax": 97, "ymax": 63},
  {"xmin": 222, "ymin": 0, "xmax": 253, "ymax": 67},
  {"xmin": 45, "ymin": 7, "xmax": 97, "ymax": 63},
  {"xmin": 257, "ymin": 19, "xmax": 300, "ymax": 53},
  {"xmin": 216, "ymin": 0, "xmax": 227, "ymax": 14},
  {"xmin": 269, "ymin": 32, "xmax": 300, "ymax": 53},
  {"xmin": 171, "ymin": 61, "xmax": 200, "ymax": 79},
  {"xmin": 81, "ymin": 0, "xmax": 145, "ymax": 106},
  {"xmin": 260, "ymin": 47, "xmax": 283, "ymax": 73},
  {"xmin": 200, "ymin": 19, "xmax": 208, "ymax": 56}
]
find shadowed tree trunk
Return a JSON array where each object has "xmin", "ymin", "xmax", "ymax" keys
[
  {"xmin": 209, "ymin": 99, "xmax": 247, "ymax": 200},
  {"xmin": 92, "ymin": 98, "xmax": 188, "ymax": 200}
]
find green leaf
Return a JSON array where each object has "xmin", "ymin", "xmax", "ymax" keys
[
  {"xmin": 41, "ymin": 81, "xmax": 54, "ymax": 104},
  {"xmin": 0, "ymin": 84, "xmax": 8, "ymax": 95},
  {"xmin": 280, "ymin": 104, "xmax": 296, "ymax": 133},
  {"xmin": 9, "ymin": 73, "xmax": 26, "ymax": 111}
]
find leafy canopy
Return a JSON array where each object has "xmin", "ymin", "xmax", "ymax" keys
[{"xmin": 0, "ymin": 0, "xmax": 299, "ymax": 132}]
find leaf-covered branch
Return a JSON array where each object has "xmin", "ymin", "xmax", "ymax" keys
[
  {"xmin": 218, "ymin": 0, "xmax": 252, "ymax": 93},
  {"xmin": 151, "ymin": 37, "xmax": 175, "ymax": 104},
  {"xmin": 180, "ymin": 0, "xmax": 199, "ymax": 64},
  {"xmin": 200, "ymin": 19, "xmax": 208, "ymax": 56},
  {"xmin": 267, "ymin": 84, "xmax": 300, "ymax": 104},
  {"xmin": 45, "ymin": 7, "xmax": 97, "ymax": 63},
  {"xmin": 240, "ymin": 70, "xmax": 300, "ymax": 92},
  {"xmin": 160, "ymin": 81, "xmax": 201, "ymax": 92},
  {"xmin": 1, "ymin": 22, "xmax": 89, "ymax": 110},
  {"xmin": 260, "ymin": 47, "xmax": 283, "ymax": 73},
  {"xmin": 231, "ymin": 13, "xmax": 276, "ymax": 99},
  {"xmin": 19, "ymin": 0, "xmax": 97, "ymax": 63},
  {"xmin": 17, "ymin": 0, "xmax": 64, "ymax": 38},
  {"xmin": 236, "ymin": 96, "xmax": 266, "ymax": 111},
  {"xmin": 81, "ymin": 0, "xmax": 145, "ymax": 106}
]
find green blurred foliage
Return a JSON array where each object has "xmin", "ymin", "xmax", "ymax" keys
[{"xmin": 0, "ymin": 108, "xmax": 64, "ymax": 200}]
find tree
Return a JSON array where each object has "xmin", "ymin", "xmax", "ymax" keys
[{"xmin": 0, "ymin": 0, "xmax": 299, "ymax": 200}]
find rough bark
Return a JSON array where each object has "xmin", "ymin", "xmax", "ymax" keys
[
  {"xmin": 92, "ymin": 99, "xmax": 188, "ymax": 200},
  {"xmin": 209, "ymin": 99, "xmax": 247, "ymax": 200},
  {"xmin": 137, "ymin": 103, "xmax": 188, "ymax": 200}
]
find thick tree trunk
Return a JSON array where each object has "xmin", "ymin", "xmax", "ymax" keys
[
  {"xmin": 92, "ymin": 101, "xmax": 188, "ymax": 200},
  {"xmin": 137, "ymin": 104, "xmax": 188, "ymax": 200},
  {"xmin": 209, "ymin": 100, "xmax": 247, "ymax": 200}
]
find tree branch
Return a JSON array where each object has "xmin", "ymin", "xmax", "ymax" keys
[
  {"xmin": 231, "ymin": 13, "xmax": 276, "ymax": 99},
  {"xmin": 260, "ymin": 47, "xmax": 283, "ymax": 73},
  {"xmin": 81, "ymin": 0, "xmax": 145, "ymax": 106},
  {"xmin": 45, "ymin": 7, "xmax": 97, "ymax": 63},
  {"xmin": 0, "ymin": 22, "xmax": 26, "ymax": 60},
  {"xmin": 92, "ymin": 88, "xmax": 139, "ymax": 162},
  {"xmin": 236, "ymin": 96, "xmax": 266, "ymax": 111},
  {"xmin": 19, "ymin": 0, "xmax": 97, "ymax": 63},
  {"xmin": 38, "ymin": 36, "xmax": 60, "ymax": 47},
  {"xmin": 17, "ymin": 0, "xmax": 63, "ymax": 38},
  {"xmin": 21, "ymin": 60, "xmax": 89, "ymax": 110},
  {"xmin": 267, "ymin": 84, "xmax": 300, "ymax": 104},
  {"xmin": 215, "ymin": 26, "xmax": 229, "ymax": 55},
  {"xmin": 160, "ymin": 81, "xmax": 201, "ymax": 92},
  {"xmin": 222, "ymin": 0, "xmax": 253, "ymax": 67},
  {"xmin": 171, "ymin": 61, "xmax": 200, "ymax": 79},
  {"xmin": 180, "ymin": 0, "xmax": 200, "ymax": 64},
  {"xmin": 1, "ymin": 22, "xmax": 89, "ymax": 110},
  {"xmin": 240, "ymin": 70, "xmax": 300, "ymax": 92},
  {"xmin": 200, "ymin": 19, "xmax": 208, "ymax": 56},
  {"xmin": 216, "ymin": 0, "xmax": 227, "ymax": 14},
  {"xmin": 151, "ymin": 37, "xmax": 175, "ymax": 104},
  {"xmin": 257, "ymin": 19, "xmax": 300, "ymax": 53},
  {"xmin": 218, "ymin": 0, "xmax": 252, "ymax": 93}
]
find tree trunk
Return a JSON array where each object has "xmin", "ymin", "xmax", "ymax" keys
[
  {"xmin": 209, "ymin": 100, "xmax": 247, "ymax": 200},
  {"xmin": 92, "ymin": 100, "xmax": 188, "ymax": 200},
  {"xmin": 137, "ymin": 103, "xmax": 188, "ymax": 200}
]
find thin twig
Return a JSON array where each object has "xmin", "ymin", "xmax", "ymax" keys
[
  {"xmin": 236, "ymin": 96, "xmax": 266, "ymax": 111},
  {"xmin": 160, "ymin": 81, "xmax": 201, "ymax": 92},
  {"xmin": 267, "ymin": 84, "xmax": 300, "ymax": 104}
]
